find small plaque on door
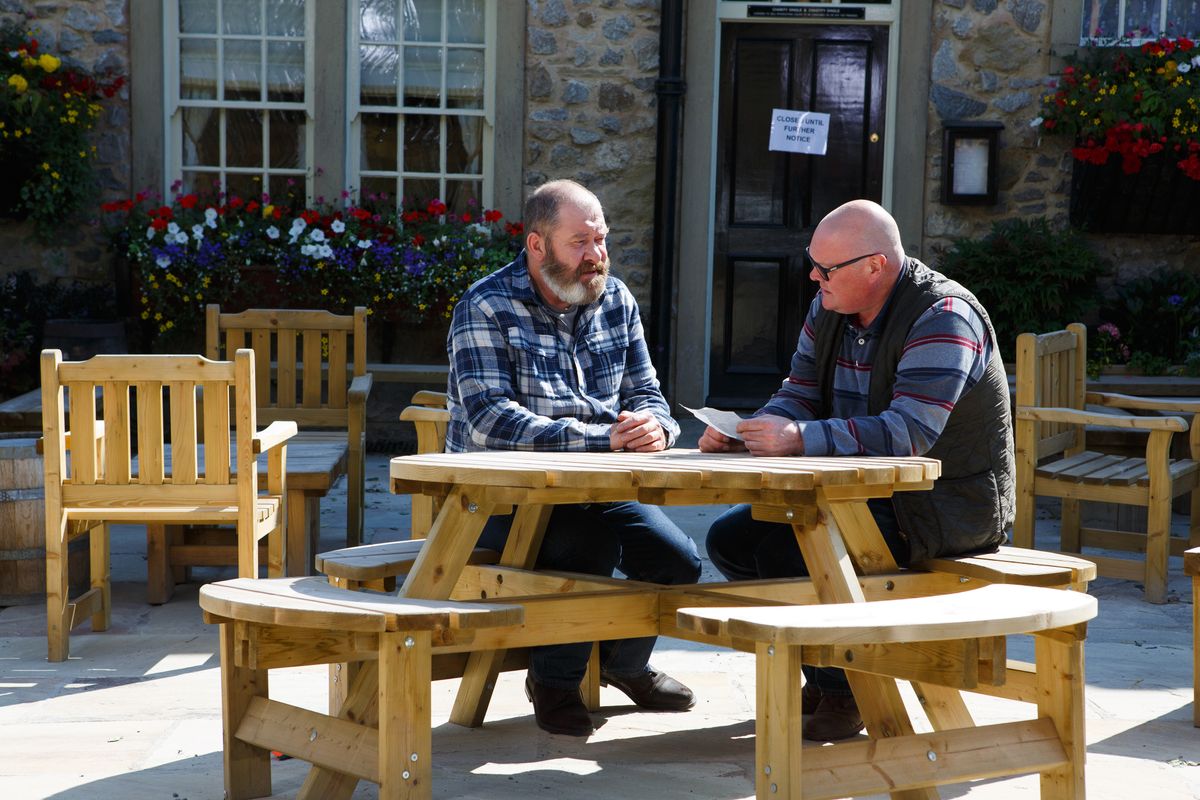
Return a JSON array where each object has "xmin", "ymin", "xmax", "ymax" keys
[{"xmin": 746, "ymin": 5, "xmax": 866, "ymax": 19}]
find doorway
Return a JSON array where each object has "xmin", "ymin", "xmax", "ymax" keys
[{"xmin": 707, "ymin": 22, "xmax": 888, "ymax": 407}]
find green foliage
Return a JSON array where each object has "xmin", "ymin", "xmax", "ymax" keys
[
  {"xmin": 935, "ymin": 218, "xmax": 1111, "ymax": 361},
  {"xmin": 0, "ymin": 21, "xmax": 124, "ymax": 241},
  {"xmin": 1097, "ymin": 269, "xmax": 1200, "ymax": 368}
]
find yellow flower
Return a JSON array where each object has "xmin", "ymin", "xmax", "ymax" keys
[
  {"xmin": 165, "ymin": 321, "xmax": 174, "ymax": 330},
  {"xmin": 41, "ymin": 162, "xmax": 50, "ymax": 171},
  {"xmin": 7, "ymin": 74, "xmax": 28, "ymax": 93},
  {"xmin": 38, "ymin": 53, "xmax": 61, "ymax": 72},
  {"xmin": 141, "ymin": 311, "xmax": 149, "ymax": 320},
  {"xmin": 262, "ymin": 204, "xmax": 274, "ymax": 218},
  {"xmin": 50, "ymin": 171, "xmax": 59, "ymax": 180},
  {"xmin": 154, "ymin": 312, "xmax": 162, "ymax": 321},
  {"xmin": 321, "ymin": 288, "xmax": 329, "ymax": 295}
]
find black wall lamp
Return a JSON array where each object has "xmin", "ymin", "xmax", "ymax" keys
[{"xmin": 941, "ymin": 120, "xmax": 1003, "ymax": 205}]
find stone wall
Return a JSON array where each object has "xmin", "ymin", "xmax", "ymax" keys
[
  {"xmin": 522, "ymin": 0, "xmax": 661, "ymax": 302},
  {"xmin": 923, "ymin": 0, "xmax": 1200, "ymax": 277},
  {"xmin": 0, "ymin": 0, "xmax": 131, "ymax": 284}
]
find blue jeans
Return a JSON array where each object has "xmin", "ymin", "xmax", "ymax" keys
[
  {"xmin": 480, "ymin": 501, "xmax": 702, "ymax": 690},
  {"xmin": 705, "ymin": 499, "xmax": 909, "ymax": 696}
]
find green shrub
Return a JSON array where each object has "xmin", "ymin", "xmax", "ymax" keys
[
  {"xmin": 936, "ymin": 218, "xmax": 1111, "ymax": 361},
  {"xmin": 1097, "ymin": 269, "xmax": 1200, "ymax": 366}
]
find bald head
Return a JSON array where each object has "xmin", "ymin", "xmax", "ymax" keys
[{"xmin": 814, "ymin": 199, "xmax": 904, "ymax": 268}]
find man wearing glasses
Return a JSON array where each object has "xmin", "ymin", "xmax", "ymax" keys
[{"xmin": 698, "ymin": 199, "xmax": 1015, "ymax": 742}]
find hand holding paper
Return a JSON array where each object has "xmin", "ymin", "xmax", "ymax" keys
[{"xmin": 682, "ymin": 405, "xmax": 746, "ymax": 441}]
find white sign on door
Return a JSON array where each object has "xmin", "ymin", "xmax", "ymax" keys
[{"xmin": 768, "ymin": 109, "xmax": 831, "ymax": 155}]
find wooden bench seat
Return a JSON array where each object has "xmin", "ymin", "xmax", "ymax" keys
[
  {"xmin": 316, "ymin": 539, "xmax": 501, "ymax": 591},
  {"xmin": 912, "ymin": 544, "xmax": 1097, "ymax": 589},
  {"xmin": 1187, "ymin": 546, "xmax": 1200, "ymax": 728},
  {"xmin": 199, "ymin": 576, "xmax": 523, "ymax": 800},
  {"xmin": 678, "ymin": 583, "xmax": 1098, "ymax": 799}
]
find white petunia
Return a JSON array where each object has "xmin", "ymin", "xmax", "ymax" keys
[
  {"xmin": 146, "ymin": 226, "xmax": 156, "ymax": 240},
  {"xmin": 167, "ymin": 221, "xmax": 181, "ymax": 235},
  {"xmin": 318, "ymin": 244, "xmax": 334, "ymax": 259},
  {"xmin": 1179, "ymin": 62, "xmax": 1192, "ymax": 73},
  {"xmin": 309, "ymin": 228, "xmax": 326, "ymax": 243},
  {"xmin": 473, "ymin": 247, "xmax": 485, "ymax": 259},
  {"xmin": 290, "ymin": 218, "xmax": 307, "ymax": 233},
  {"xmin": 357, "ymin": 239, "xmax": 373, "ymax": 249},
  {"xmin": 156, "ymin": 255, "xmax": 172, "ymax": 269},
  {"xmin": 300, "ymin": 244, "xmax": 316, "ymax": 256},
  {"xmin": 192, "ymin": 224, "xmax": 204, "ymax": 239},
  {"xmin": 331, "ymin": 219, "xmax": 346, "ymax": 233},
  {"xmin": 266, "ymin": 225, "xmax": 280, "ymax": 240},
  {"xmin": 1029, "ymin": 116, "xmax": 1044, "ymax": 128},
  {"xmin": 173, "ymin": 232, "xmax": 190, "ymax": 245},
  {"xmin": 205, "ymin": 207, "xmax": 218, "ymax": 227},
  {"xmin": 469, "ymin": 223, "xmax": 491, "ymax": 238}
]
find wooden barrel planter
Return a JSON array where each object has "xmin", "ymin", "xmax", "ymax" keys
[{"xmin": 0, "ymin": 434, "xmax": 89, "ymax": 606}]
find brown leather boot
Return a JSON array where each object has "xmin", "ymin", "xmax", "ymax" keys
[
  {"xmin": 600, "ymin": 668, "xmax": 695, "ymax": 711},
  {"xmin": 801, "ymin": 681, "xmax": 822, "ymax": 715},
  {"xmin": 802, "ymin": 693, "xmax": 864, "ymax": 741},
  {"xmin": 525, "ymin": 675, "xmax": 593, "ymax": 736}
]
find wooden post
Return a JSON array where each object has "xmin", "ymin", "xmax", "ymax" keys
[{"xmin": 220, "ymin": 622, "xmax": 271, "ymax": 799}]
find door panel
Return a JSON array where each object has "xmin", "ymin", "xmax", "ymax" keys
[{"xmin": 708, "ymin": 22, "xmax": 888, "ymax": 408}]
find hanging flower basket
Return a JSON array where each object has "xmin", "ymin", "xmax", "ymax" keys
[{"xmin": 1070, "ymin": 149, "xmax": 1200, "ymax": 233}]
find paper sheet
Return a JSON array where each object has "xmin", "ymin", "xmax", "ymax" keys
[{"xmin": 682, "ymin": 405, "xmax": 746, "ymax": 441}]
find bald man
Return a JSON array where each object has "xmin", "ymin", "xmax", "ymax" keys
[
  {"xmin": 447, "ymin": 179, "xmax": 701, "ymax": 737},
  {"xmin": 700, "ymin": 199, "xmax": 1014, "ymax": 741}
]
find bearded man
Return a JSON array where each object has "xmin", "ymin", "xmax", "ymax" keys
[{"xmin": 445, "ymin": 179, "xmax": 702, "ymax": 737}]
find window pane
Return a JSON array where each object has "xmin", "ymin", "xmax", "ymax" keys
[
  {"xmin": 1122, "ymin": 0, "xmax": 1160, "ymax": 35},
  {"xmin": 266, "ymin": 0, "xmax": 306, "ymax": 36},
  {"xmin": 445, "ymin": 180, "xmax": 480, "ymax": 215},
  {"xmin": 267, "ymin": 40, "xmax": 305, "ymax": 102},
  {"xmin": 361, "ymin": 176, "xmax": 396, "ymax": 204},
  {"xmin": 404, "ymin": 0, "xmax": 442, "ymax": 42},
  {"xmin": 447, "ymin": 0, "xmax": 485, "ymax": 43},
  {"xmin": 227, "ymin": 109, "xmax": 263, "ymax": 167},
  {"xmin": 1080, "ymin": 0, "xmax": 1118, "ymax": 37},
  {"xmin": 446, "ymin": 115, "xmax": 481, "ymax": 174},
  {"xmin": 268, "ymin": 175, "xmax": 303, "ymax": 204},
  {"xmin": 226, "ymin": 172, "xmax": 263, "ymax": 200},
  {"xmin": 361, "ymin": 0, "xmax": 399, "ymax": 42},
  {"xmin": 404, "ymin": 177, "xmax": 440, "ymax": 208},
  {"xmin": 181, "ymin": 0, "xmax": 217, "ymax": 33},
  {"xmin": 224, "ymin": 39, "xmax": 262, "ymax": 101},
  {"xmin": 404, "ymin": 115, "xmax": 440, "ymax": 172},
  {"xmin": 182, "ymin": 170, "xmax": 221, "ymax": 195},
  {"xmin": 446, "ymin": 48, "xmax": 483, "ymax": 109},
  {"xmin": 404, "ymin": 46, "xmax": 442, "ymax": 107},
  {"xmin": 362, "ymin": 113, "xmax": 399, "ymax": 170},
  {"xmin": 182, "ymin": 107, "xmax": 220, "ymax": 166},
  {"xmin": 1168, "ymin": 0, "xmax": 1200, "ymax": 35},
  {"xmin": 180, "ymin": 38, "xmax": 218, "ymax": 100},
  {"xmin": 269, "ymin": 110, "xmax": 306, "ymax": 169},
  {"xmin": 223, "ymin": 0, "xmax": 262, "ymax": 35},
  {"xmin": 361, "ymin": 44, "xmax": 399, "ymax": 105}
]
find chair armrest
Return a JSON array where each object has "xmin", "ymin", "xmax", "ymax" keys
[
  {"xmin": 1085, "ymin": 391, "xmax": 1200, "ymax": 415},
  {"xmin": 1016, "ymin": 405, "xmax": 1189, "ymax": 432},
  {"xmin": 411, "ymin": 389, "xmax": 449, "ymax": 408},
  {"xmin": 253, "ymin": 420, "xmax": 298, "ymax": 453},
  {"xmin": 400, "ymin": 406, "xmax": 451, "ymax": 423},
  {"xmin": 348, "ymin": 372, "xmax": 374, "ymax": 407}
]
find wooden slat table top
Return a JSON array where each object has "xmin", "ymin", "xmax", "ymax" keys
[{"xmin": 389, "ymin": 449, "xmax": 940, "ymax": 496}]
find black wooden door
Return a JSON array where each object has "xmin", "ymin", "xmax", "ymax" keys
[{"xmin": 708, "ymin": 22, "xmax": 888, "ymax": 407}]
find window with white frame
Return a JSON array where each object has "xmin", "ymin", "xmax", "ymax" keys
[
  {"xmin": 165, "ymin": 0, "xmax": 495, "ymax": 211},
  {"xmin": 1080, "ymin": 0, "xmax": 1200, "ymax": 43},
  {"xmin": 354, "ymin": 0, "xmax": 492, "ymax": 214},
  {"xmin": 171, "ymin": 0, "xmax": 310, "ymax": 201}
]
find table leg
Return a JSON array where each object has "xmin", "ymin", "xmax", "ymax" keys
[
  {"xmin": 379, "ymin": 630, "xmax": 432, "ymax": 800},
  {"xmin": 285, "ymin": 489, "xmax": 317, "ymax": 577},
  {"xmin": 220, "ymin": 622, "xmax": 271, "ymax": 800},
  {"xmin": 794, "ymin": 498, "xmax": 938, "ymax": 800},
  {"xmin": 1035, "ymin": 634, "xmax": 1086, "ymax": 799},
  {"xmin": 449, "ymin": 504, "xmax": 552, "ymax": 727},
  {"xmin": 756, "ymin": 641, "xmax": 803, "ymax": 799}
]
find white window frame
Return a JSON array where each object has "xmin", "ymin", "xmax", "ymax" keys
[
  {"xmin": 1079, "ymin": 0, "xmax": 1199, "ymax": 45},
  {"xmin": 163, "ymin": 0, "xmax": 317, "ymax": 201},
  {"xmin": 346, "ymin": 0, "xmax": 498, "ymax": 209}
]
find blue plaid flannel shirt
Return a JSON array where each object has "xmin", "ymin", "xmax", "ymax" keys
[{"xmin": 445, "ymin": 251, "xmax": 679, "ymax": 452}]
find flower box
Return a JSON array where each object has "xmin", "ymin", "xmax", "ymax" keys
[{"xmin": 1070, "ymin": 151, "xmax": 1200, "ymax": 234}]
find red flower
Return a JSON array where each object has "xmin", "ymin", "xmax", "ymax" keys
[
  {"xmin": 151, "ymin": 218, "xmax": 168, "ymax": 231},
  {"xmin": 426, "ymin": 199, "xmax": 447, "ymax": 216},
  {"xmin": 461, "ymin": 212, "xmax": 472, "ymax": 223},
  {"xmin": 300, "ymin": 209, "xmax": 322, "ymax": 225},
  {"xmin": 412, "ymin": 233, "xmax": 426, "ymax": 247},
  {"xmin": 245, "ymin": 201, "xmax": 259, "ymax": 214},
  {"xmin": 505, "ymin": 221, "xmax": 525, "ymax": 237},
  {"xmin": 179, "ymin": 194, "xmax": 198, "ymax": 209},
  {"xmin": 483, "ymin": 209, "xmax": 503, "ymax": 223}
]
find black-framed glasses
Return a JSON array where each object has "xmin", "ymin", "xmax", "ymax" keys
[{"xmin": 805, "ymin": 246, "xmax": 879, "ymax": 281}]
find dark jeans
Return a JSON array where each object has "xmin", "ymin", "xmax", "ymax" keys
[
  {"xmin": 480, "ymin": 501, "xmax": 702, "ymax": 690},
  {"xmin": 705, "ymin": 498, "xmax": 909, "ymax": 696}
]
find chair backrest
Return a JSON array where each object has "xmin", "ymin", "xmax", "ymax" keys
[
  {"xmin": 39, "ymin": 349, "xmax": 259, "ymax": 518},
  {"xmin": 1015, "ymin": 322, "xmax": 1088, "ymax": 463},
  {"xmin": 205, "ymin": 305, "xmax": 366, "ymax": 429}
]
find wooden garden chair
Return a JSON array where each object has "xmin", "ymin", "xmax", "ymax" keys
[
  {"xmin": 40, "ymin": 348, "xmax": 295, "ymax": 662},
  {"xmin": 399, "ymin": 390, "xmax": 449, "ymax": 538},
  {"xmin": 205, "ymin": 305, "xmax": 373, "ymax": 556},
  {"xmin": 1012, "ymin": 323, "xmax": 1200, "ymax": 603}
]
